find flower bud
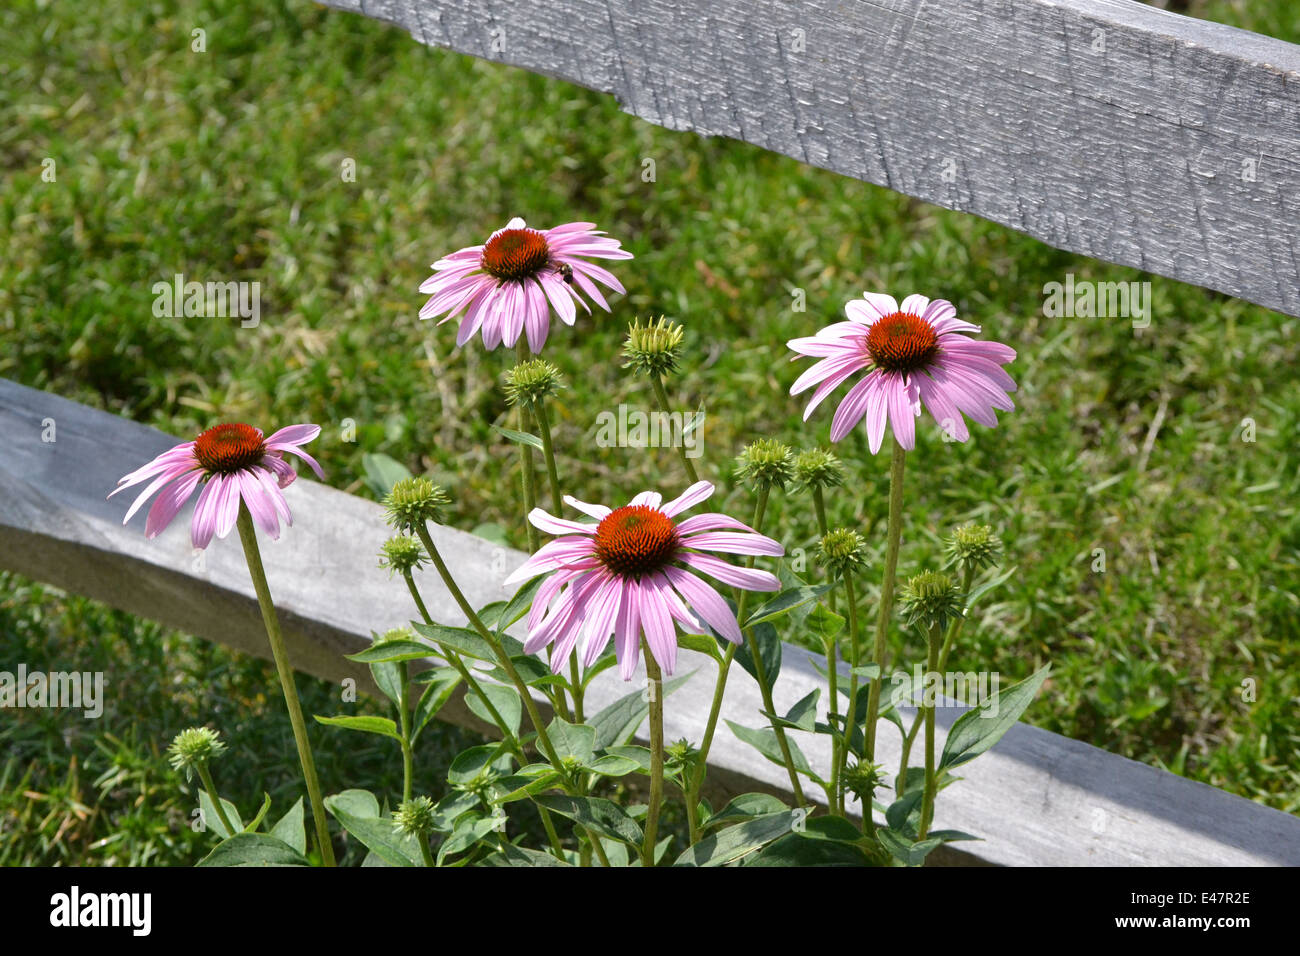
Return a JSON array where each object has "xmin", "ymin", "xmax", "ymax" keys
[
  {"xmin": 167, "ymin": 727, "xmax": 226, "ymax": 780},
  {"xmin": 898, "ymin": 570, "xmax": 964, "ymax": 631},
  {"xmin": 944, "ymin": 523, "xmax": 1002, "ymax": 574},
  {"xmin": 379, "ymin": 534, "xmax": 425, "ymax": 576},
  {"xmin": 818, "ymin": 527, "xmax": 868, "ymax": 577},
  {"xmin": 384, "ymin": 477, "xmax": 450, "ymax": 531},
  {"xmin": 504, "ymin": 358, "xmax": 563, "ymax": 406},
  {"xmin": 393, "ymin": 796, "xmax": 437, "ymax": 838},
  {"xmin": 735, "ymin": 438, "xmax": 796, "ymax": 491},
  {"xmin": 793, "ymin": 448, "xmax": 846, "ymax": 492},
  {"xmin": 622, "ymin": 316, "xmax": 685, "ymax": 378}
]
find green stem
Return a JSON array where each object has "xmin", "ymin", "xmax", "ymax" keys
[
  {"xmin": 418, "ymin": 835, "xmax": 435, "ymax": 867},
  {"xmin": 811, "ymin": 485, "xmax": 846, "ymax": 814},
  {"xmin": 650, "ymin": 372, "xmax": 700, "ymax": 484},
  {"xmin": 835, "ymin": 572, "xmax": 862, "ymax": 821},
  {"xmin": 898, "ymin": 564, "xmax": 975, "ymax": 798},
  {"xmin": 642, "ymin": 644, "xmax": 665, "ymax": 867},
  {"xmin": 398, "ymin": 661, "xmax": 414, "ymax": 803},
  {"xmin": 918, "ymin": 620, "xmax": 942, "ymax": 842},
  {"xmin": 195, "ymin": 761, "xmax": 236, "ymax": 837},
  {"xmin": 235, "ymin": 504, "xmax": 335, "ymax": 867},
  {"xmin": 402, "ymin": 571, "xmax": 523, "ymax": 760},
  {"xmin": 531, "ymin": 396, "xmax": 584, "ymax": 724},
  {"xmin": 515, "ymin": 343, "xmax": 541, "ymax": 554},
  {"xmin": 863, "ymin": 437, "xmax": 907, "ymax": 771}
]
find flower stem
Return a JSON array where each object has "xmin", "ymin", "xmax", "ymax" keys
[
  {"xmin": 811, "ymin": 485, "xmax": 845, "ymax": 813},
  {"xmin": 235, "ymin": 503, "xmax": 336, "ymax": 867},
  {"xmin": 532, "ymin": 396, "xmax": 584, "ymax": 724},
  {"xmin": 834, "ymin": 571, "xmax": 862, "ymax": 820},
  {"xmin": 642, "ymin": 643, "xmax": 665, "ymax": 867},
  {"xmin": 863, "ymin": 437, "xmax": 906, "ymax": 773},
  {"xmin": 414, "ymin": 525, "xmax": 563, "ymax": 770},
  {"xmin": 917, "ymin": 620, "xmax": 942, "ymax": 842},
  {"xmin": 650, "ymin": 372, "xmax": 699, "ymax": 484},
  {"xmin": 515, "ymin": 342, "xmax": 541, "ymax": 554},
  {"xmin": 736, "ymin": 488, "xmax": 807, "ymax": 809},
  {"xmin": 195, "ymin": 761, "xmax": 236, "ymax": 837},
  {"xmin": 418, "ymin": 835, "xmax": 435, "ymax": 867},
  {"xmin": 398, "ymin": 661, "xmax": 414, "ymax": 803},
  {"xmin": 402, "ymin": 570, "xmax": 523, "ymax": 760}
]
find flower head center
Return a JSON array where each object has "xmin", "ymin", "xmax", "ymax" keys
[
  {"xmin": 481, "ymin": 228, "xmax": 550, "ymax": 281},
  {"xmin": 194, "ymin": 423, "xmax": 265, "ymax": 474},
  {"xmin": 593, "ymin": 505, "xmax": 680, "ymax": 579},
  {"xmin": 865, "ymin": 311, "xmax": 940, "ymax": 374}
]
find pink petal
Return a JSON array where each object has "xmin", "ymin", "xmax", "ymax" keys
[
  {"xmin": 144, "ymin": 470, "xmax": 204, "ymax": 539},
  {"xmin": 190, "ymin": 475, "xmax": 224, "ymax": 550},
  {"xmin": 265, "ymin": 423, "xmax": 320, "ymax": 447},
  {"xmin": 660, "ymin": 481, "xmax": 713, "ymax": 517},
  {"xmin": 679, "ymin": 531, "xmax": 784, "ymax": 556},
  {"xmin": 664, "ymin": 566, "xmax": 742, "ymax": 644},
  {"xmin": 679, "ymin": 552, "xmax": 781, "ymax": 592}
]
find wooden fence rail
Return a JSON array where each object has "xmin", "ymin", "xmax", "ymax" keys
[
  {"xmin": 320, "ymin": 0, "xmax": 1300, "ymax": 318},
  {"xmin": 3, "ymin": 377, "xmax": 1298, "ymax": 865}
]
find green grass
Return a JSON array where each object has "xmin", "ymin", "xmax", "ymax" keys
[{"xmin": 1, "ymin": 0, "xmax": 1298, "ymax": 864}]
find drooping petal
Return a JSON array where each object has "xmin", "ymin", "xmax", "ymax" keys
[
  {"xmin": 659, "ymin": 481, "xmax": 713, "ymax": 517},
  {"xmin": 664, "ymin": 566, "xmax": 743, "ymax": 644},
  {"xmin": 679, "ymin": 552, "xmax": 781, "ymax": 592},
  {"xmin": 144, "ymin": 470, "xmax": 204, "ymax": 539}
]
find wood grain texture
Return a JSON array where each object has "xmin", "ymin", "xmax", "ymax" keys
[
  {"xmin": 3, "ymin": 377, "xmax": 1298, "ymax": 865},
  {"xmin": 320, "ymin": 0, "xmax": 1300, "ymax": 317}
]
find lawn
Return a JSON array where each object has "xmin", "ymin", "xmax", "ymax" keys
[{"xmin": 1, "ymin": 0, "xmax": 1298, "ymax": 864}]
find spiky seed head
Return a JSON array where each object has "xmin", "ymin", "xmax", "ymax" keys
[
  {"xmin": 898, "ymin": 570, "xmax": 964, "ymax": 631},
  {"xmin": 622, "ymin": 316, "xmax": 685, "ymax": 377},
  {"xmin": 735, "ymin": 438, "xmax": 796, "ymax": 491},
  {"xmin": 384, "ymin": 477, "xmax": 450, "ymax": 531},
  {"xmin": 167, "ymin": 727, "xmax": 226, "ymax": 780},
  {"xmin": 504, "ymin": 358, "xmax": 563, "ymax": 406},
  {"xmin": 379, "ymin": 534, "xmax": 425, "ymax": 576}
]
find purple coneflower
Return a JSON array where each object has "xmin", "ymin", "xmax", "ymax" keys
[
  {"xmin": 504, "ymin": 481, "xmax": 782, "ymax": 679},
  {"xmin": 109, "ymin": 422, "xmax": 323, "ymax": 548},
  {"xmin": 788, "ymin": 293, "xmax": 1017, "ymax": 452},
  {"xmin": 418, "ymin": 217, "xmax": 632, "ymax": 353}
]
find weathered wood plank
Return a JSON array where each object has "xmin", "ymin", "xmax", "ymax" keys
[
  {"xmin": 2, "ymin": 377, "xmax": 1298, "ymax": 864},
  {"xmin": 319, "ymin": 0, "xmax": 1300, "ymax": 318}
]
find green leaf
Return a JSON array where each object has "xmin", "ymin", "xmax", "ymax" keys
[
  {"xmin": 724, "ymin": 720, "xmax": 822, "ymax": 783},
  {"xmin": 199, "ymin": 789, "xmax": 244, "ymax": 839},
  {"xmin": 677, "ymin": 631, "xmax": 723, "ymax": 663},
  {"xmin": 587, "ymin": 754, "xmax": 643, "ymax": 777},
  {"xmin": 580, "ymin": 651, "xmax": 618, "ymax": 688},
  {"xmin": 806, "ymin": 602, "xmax": 846, "ymax": 645},
  {"xmin": 674, "ymin": 810, "xmax": 794, "ymax": 866},
  {"xmin": 361, "ymin": 452, "xmax": 413, "ymax": 497},
  {"xmin": 448, "ymin": 744, "xmax": 511, "ymax": 786},
  {"xmin": 437, "ymin": 813, "xmax": 502, "ymax": 865},
  {"xmin": 494, "ymin": 772, "xmax": 562, "ymax": 804},
  {"xmin": 736, "ymin": 621, "xmax": 782, "ymax": 687},
  {"xmin": 743, "ymin": 584, "xmax": 834, "ymax": 628},
  {"xmin": 877, "ymin": 827, "xmax": 942, "ymax": 867},
  {"xmin": 313, "ymin": 714, "xmax": 403, "ymax": 741},
  {"xmin": 269, "ymin": 797, "xmax": 306, "ymax": 856},
  {"xmin": 547, "ymin": 717, "xmax": 597, "ymax": 766},
  {"xmin": 797, "ymin": 815, "xmax": 867, "ymax": 844},
  {"xmin": 484, "ymin": 844, "xmax": 573, "ymax": 867},
  {"xmin": 929, "ymin": 829, "xmax": 982, "ymax": 844},
  {"xmin": 964, "ymin": 565, "xmax": 1018, "ymax": 609},
  {"xmin": 242, "ymin": 792, "xmax": 273, "ymax": 833},
  {"xmin": 369, "ymin": 658, "xmax": 406, "ymax": 706},
  {"xmin": 411, "ymin": 622, "xmax": 495, "ymax": 663},
  {"xmin": 324, "ymin": 790, "xmax": 422, "ymax": 867},
  {"xmin": 197, "ymin": 833, "xmax": 310, "ymax": 867},
  {"xmin": 939, "ymin": 664, "xmax": 1051, "ymax": 771},
  {"xmin": 588, "ymin": 674, "xmax": 692, "ymax": 749},
  {"xmin": 497, "ymin": 575, "xmax": 546, "ymax": 635},
  {"xmin": 465, "ymin": 682, "xmax": 521, "ymax": 738},
  {"xmin": 746, "ymin": 832, "xmax": 870, "ymax": 867},
  {"xmin": 762, "ymin": 688, "xmax": 820, "ymax": 733},
  {"xmin": 412, "ymin": 668, "xmax": 462, "ymax": 741},
  {"xmin": 702, "ymin": 793, "xmax": 789, "ymax": 832},
  {"xmin": 346, "ymin": 640, "xmax": 435, "ymax": 664},
  {"xmin": 885, "ymin": 791, "xmax": 923, "ymax": 833},
  {"xmin": 604, "ymin": 746, "xmax": 653, "ymax": 773},
  {"xmin": 491, "ymin": 425, "xmax": 543, "ymax": 450},
  {"xmin": 535, "ymin": 795, "xmax": 643, "ymax": 847},
  {"xmin": 431, "ymin": 791, "xmax": 481, "ymax": 833}
]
